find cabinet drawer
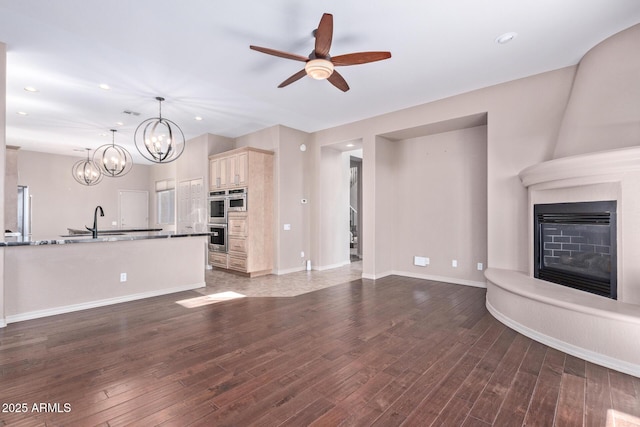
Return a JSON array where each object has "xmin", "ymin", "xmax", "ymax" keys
[
  {"xmin": 227, "ymin": 255, "xmax": 247, "ymax": 272},
  {"xmin": 209, "ymin": 252, "xmax": 227, "ymax": 268},
  {"xmin": 228, "ymin": 218, "xmax": 247, "ymax": 236},
  {"xmin": 228, "ymin": 237, "xmax": 247, "ymax": 254}
]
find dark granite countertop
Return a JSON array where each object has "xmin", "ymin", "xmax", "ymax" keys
[
  {"xmin": 0, "ymin": 231, "xmax": 212, "ymax": 247},
  {"xmin": 65, "ymin": 227, "xmax": 163, "ymax": 235}
]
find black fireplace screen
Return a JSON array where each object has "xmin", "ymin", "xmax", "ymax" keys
[{"xmin": 534, "ymin": 201, "xmax": 617, "ymax": 299}]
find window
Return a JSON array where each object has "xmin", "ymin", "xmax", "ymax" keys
[{"xmin": 156, "ymin": 179, "xmax": 175, "ymax": 225}]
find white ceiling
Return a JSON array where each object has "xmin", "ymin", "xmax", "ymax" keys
[{"xmin": 1, "ymin": 0, "xmax": 639, "ymax": 163}]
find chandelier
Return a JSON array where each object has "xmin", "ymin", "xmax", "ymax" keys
[
  {"xmin": 134, "ymin": 96, "xmax": 185, "ymax": 163},
  {"xmin": 72, "ymin": 148, "xmax": 102, "ymax": 186},
  {"xmin": 93, "ymin": 129, "xmax": 133, "ymax": 177}
]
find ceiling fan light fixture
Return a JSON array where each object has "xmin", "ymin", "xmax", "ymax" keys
[{"xmin": 305, "ymin": 59, "xmax": 334, "ymax": 80}]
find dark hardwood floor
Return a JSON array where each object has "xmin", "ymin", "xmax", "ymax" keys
[{"xmin": 1, "ymin": 275, "xmax": 639, "ymax": 426}]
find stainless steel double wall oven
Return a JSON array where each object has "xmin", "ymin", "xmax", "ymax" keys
[{"xmin": 207, "ymin": 188, "xmax": 247, "ymax": 253}]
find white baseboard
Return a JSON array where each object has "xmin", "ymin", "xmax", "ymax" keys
[
  {"xmin": 393, "ymin": 270, "xmax": 487, "ymax": 288},
  {"xmin": 315, "ymin": 261, "xmax": 351, "ymax": 271},
  {"xmin": 361, "ymin": 270, "xmax": 486, "ymax": 288},
  {"xmin": 486, "ymin": 299, "xmax": 640, "ymax": 378},
  {"xmin": 274, "ymin": 266, "xmax": 306, "ymax": 275},
  {"xmin": 5, "ymin": 282, "xmax": 205, "ymax": 325},
  {"xmin": 362, "ymin": 271, "xmax": 393, "ymax": 280}
]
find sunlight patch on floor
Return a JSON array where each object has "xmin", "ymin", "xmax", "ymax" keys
[
  {"xmin": 607, "ymin": 409, "xmax": 640, "ymax": 427},
  {"xmin": 176, "ymin": 291, "xmax": 246, "ymax": 308}
]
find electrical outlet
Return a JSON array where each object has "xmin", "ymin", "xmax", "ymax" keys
[
  {"xmin": 283, "ymin": 224, "xmax": 291, "ymax": 231},
  {"xmin": 452, "ymin": 260, "xmax": 458, "ymax": 268},
  {"xmin": 477, "ymin": 262, "xmax": 484, "ymax": 271},
  {"xmin": 120, "ymin": 273, "xmax": 127, "ymax": 282},
  {"xmin": 301, "ymin": 251, "xmax": 305, "ymax": 258}
]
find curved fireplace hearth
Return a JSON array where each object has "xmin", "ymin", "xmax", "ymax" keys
[{"xmin": 485, "ymin": 146, "xmax": 640, "ymax": 377}]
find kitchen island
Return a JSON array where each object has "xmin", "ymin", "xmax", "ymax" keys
[{"xmin": 2, "ymin": 231, "xmax": 210, "ymax": 325}]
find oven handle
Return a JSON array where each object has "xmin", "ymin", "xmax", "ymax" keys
[{"xmin": 208, "ymin": 223, "xmax": 228, "ymax": 229}]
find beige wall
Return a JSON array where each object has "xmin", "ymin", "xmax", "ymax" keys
[
  {"xmin": 371, "ymin": 136, "xmax": 396, "ymax": 277},
  {"xmin": 313, "ymin": 66, "xmax": 574, "ymax": 278},
  {"xmin": 317, "ymin": 145, "xmax": 350, "ymax": 269},
  {"xmin": 554, "ymin": 24, "xmax": 640, "ymax": 158},
  {"xmin": 392, "ymin": 126, "xmax": 487, "ymax": 283},
  {"xmin": 17, "ymin": 150, "xmax": 152, "ymax": 238},
  {"xmin": 235, "ymin": 125, "xmax": 312, "ymax": 274},
  {"xmin": 277, "ymin": 126, "xmax": 311, "ymax": 273}
]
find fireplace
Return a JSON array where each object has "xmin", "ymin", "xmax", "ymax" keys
[{"xmin": 534, "ymin": 201, "xmax": 617, "ymax": 299}]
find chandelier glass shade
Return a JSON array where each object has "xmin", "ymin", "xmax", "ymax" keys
[
  {"xmin": 72, "ymin": 148, "xmax": 103, "ymax": 186},
  {"xmin": 93, "ymin": 129, "xmax": 133, "ymax": 177},
  {"xmin": 134, "ymin": 97, "xmax": 185, "ymax": 163}
]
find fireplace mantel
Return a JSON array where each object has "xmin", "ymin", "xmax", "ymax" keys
[
  {"xmin": 485, "ymin": 146, "xmax": 640, "ymax": 377},
  {"xmin": 519, "ymin": 146, "xmax": 640, "ymax": 188}
]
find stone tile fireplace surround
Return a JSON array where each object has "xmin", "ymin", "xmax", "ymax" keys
[{"xmin": 485, "ymin": 146, "xmax": 640, "ymax": 377}]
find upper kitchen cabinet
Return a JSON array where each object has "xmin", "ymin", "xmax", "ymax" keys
[
  {"xmin": 209, "ymin": 156, "xmax": 228, "ymax": 190},
  {"xmin": 209, "ymin": 147, "xmax": 267, "ymax": 190},
  {"xmin": 228, "ymin": 150, "xmax": 247, "ymax": 187}
]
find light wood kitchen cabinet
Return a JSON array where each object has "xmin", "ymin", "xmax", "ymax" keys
[
  {"xmin": 209, "ymin": 157, "xmax": 228, "ymax": 190},
  {"xmin": 228, "ymin": 151, "xmax": 247, "ymax": 187},
  {"xmin": 228, "ymin": 216, "xmax": 247, "ymax": 236},
  {"xmin": 209, "ymin": 251, "xmax": 228, "ymax": 268},
  {"xmin": 208, "ymin": 150, "xmax": 248, "ymax": 190},
  {"xmin": 208, "ymin": 147, "xmax": 274, "ymax": 277}
]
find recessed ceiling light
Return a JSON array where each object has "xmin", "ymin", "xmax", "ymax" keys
[
  {"xmin": 495, "ymin": 32, "xmax": 518, "ymax": 44},
  {"xmin": 98, "ymin": 83, "xmax": 111, "ymax": 90},
  {"xmin": 17, "ymin": 111, "xmax": 28, "ymax": 116},
  {"xmin": 195, "ymin": 116, "xmax": 203, "ymax": 121},
  {"xmin": 115, "ymin": 121, "xmax": 124, "ymax": 126},
  {"xmin": 24, "ymin": 86, "xmax": 39, "ymax": 93},
  {"xmin": 346, "ymin": 143, "xmax": 354, "ymax": 147}
]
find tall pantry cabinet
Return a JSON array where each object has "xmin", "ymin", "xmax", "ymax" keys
[{"xmin": 209, "ymin": 147, "xmax": 274, "ymax": 277}]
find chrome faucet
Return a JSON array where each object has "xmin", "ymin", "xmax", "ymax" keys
[{"xmin": 86, "ymin": 205, "xmax": 104, "ymax": 238}]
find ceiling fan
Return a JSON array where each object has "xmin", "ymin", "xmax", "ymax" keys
[{"xmin": 250, "ymin": 13, "xmax": 391, "ymax": 92}]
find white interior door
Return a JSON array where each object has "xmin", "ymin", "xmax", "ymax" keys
[{"xmin": 119, "ymin": 190, "xmax": 149, "ymax": 229}]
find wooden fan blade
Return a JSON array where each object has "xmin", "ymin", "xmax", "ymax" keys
[
  {"xmin": 250, "ymin": 45, "xmax": 308, "ymax": 62},
  {"xmin": 314, "ymin": 13, "xmax": 333, "ymax": 58},
  {"xmin": 278, "ymin": 69, "xmax": 308, "ymax": 88},
  {"xmin": 331, "ymin": 51, "xmax": 392, "ymax": 66},
  {"xmin": 327, "ymin": 70, "xmax": 350, "ymax": 92}
]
